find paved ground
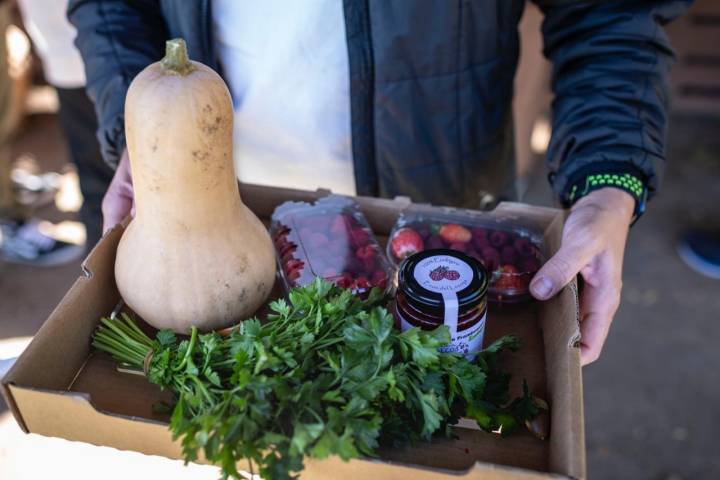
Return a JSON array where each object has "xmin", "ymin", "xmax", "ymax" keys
[{"xmin": 1, "ymin": 111, "xmax": 719, "ymax": 479}]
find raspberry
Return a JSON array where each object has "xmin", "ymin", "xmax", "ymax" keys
[
  {"xmin": 489, "ymin": 230, "xmax": 510, "ymax": 247},
  {"xmin": 425, "ymin": 234, "xmax": 445, "ymax": 250},
  {"xmin": 444, "ymin": 269, "xmax": 460, "ymax": 281},
  {"xmin": 480, "ymin": 247, "xmax": 500, "ymax": 272},
  {"xmin": 520, "ymin": 257, "xmax": 541, "ymax": 274},
  {"xmin": 449, "ymin": 241, "xmax": 468, "ymax": 253},
  {"xmin": 471, "ymin": 227, "xmax": 488, "ymax": 240},
  {"xmin": 500, "ymin": 245, "xmax": 518, "ymax": 265},
  {"xmin": 429, "ymin": 266, "xmax": 447, "ymax": 281},
  {"xmin": 354, "ymin": 276, "xmax": 371, "ymax": 290},
  {"xmin": 350, "ymin": 227, "xmax": 371, "ymax": 248},
  {"xmin": 472, "ymin": 235, "xmax": 490, "ymax": 250},
  {"xmin": 356, "ymin": 245, "xmax": 377, "ymax": 260},
  {"xmin": 513, "ymin": 237, "xmax": 537, "ymax": 257},
  {"xmin": 370, "ymin": 269, "xmax": 389, "ymax": 288}
]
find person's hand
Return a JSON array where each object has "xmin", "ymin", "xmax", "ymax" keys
[
  {"xmin": 102, "ymin": 149, "xmax": 134, "ymax": 232},
  {"xmin": 529, "ymin": 187, "xmax": 635, "ymax": 365}
]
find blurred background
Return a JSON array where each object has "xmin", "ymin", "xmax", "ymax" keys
[{"xmin": 0, "ymin": 1, "xmax": 718, "ymax": 479}]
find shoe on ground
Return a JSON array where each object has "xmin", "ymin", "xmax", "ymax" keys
[
  {"xmin": 677, "ymin": 230, "xmax": 720, "ymax": 280},
  {"xmin": 0, "ymin": 219, "xmax": 85, "ymax": 267}
]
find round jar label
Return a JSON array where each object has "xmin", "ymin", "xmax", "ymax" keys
[{"xmin": 412, "ymin": 254, "xmax": 474, "ymax": 293}]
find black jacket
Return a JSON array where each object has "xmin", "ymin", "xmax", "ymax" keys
[{"xmin": 68, "ymin": 0, "xmax": 689, "ymax": 208}]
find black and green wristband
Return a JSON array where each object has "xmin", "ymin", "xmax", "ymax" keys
[{"xmin": 565, "ymin": 171, "xmax": 648, "ymax": 222}]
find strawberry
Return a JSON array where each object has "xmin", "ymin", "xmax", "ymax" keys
[
  {"xmin": 390, "ymin": 228, "xmax": 424, "ymax": 260},
  {"xmin": 494, "ymin": 264, "xmax": 526, "ymax": 291},
  {"xmin": 439, "ymin": 224, "xmax": 472, "ymax": 244},
  {"xmin": 444, "ymin": 269, "xmax": 460, "ymax": 281}
]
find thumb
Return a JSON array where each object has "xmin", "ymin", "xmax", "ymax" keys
[{"xmin": 530, "ymin": 241, "xmax": 594, "ymax": 300}]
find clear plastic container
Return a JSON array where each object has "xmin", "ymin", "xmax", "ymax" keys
[
  {"xmin": 386, "ymin": 205, "xmax": 544, "ymax": 304},
  {"xmin": 270, "ymin": 195, "xmax": 393, "ymax": 296}
]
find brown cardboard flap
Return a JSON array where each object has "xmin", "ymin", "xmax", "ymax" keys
[{"xmin": 538, "ymin": 212, "xmax": 585, "ymax": 479}]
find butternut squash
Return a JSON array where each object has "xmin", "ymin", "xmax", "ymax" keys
[{"xmin": 115, "ymin": 39, "xmax": 276, "ymax": 333}]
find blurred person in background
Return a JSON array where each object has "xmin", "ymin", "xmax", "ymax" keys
[
  {"xmin": 678, "ymin": 230, "xmax": 720, "ymax": 279},
  {"xmin": 0, "ymin": 0, "xmax": 112, "ymax": 266},
  {"xmin": 68, "ymin": 1, "xmax": 690, "ymax": 364}
]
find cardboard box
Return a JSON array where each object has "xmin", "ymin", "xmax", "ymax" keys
[{"xmin": 1, "ymin": 184, "xmax": 585, "ymax": 479}]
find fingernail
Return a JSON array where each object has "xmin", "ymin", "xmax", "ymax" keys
[{"xmin": 531, "ymin": 276, "xmax": 554, "ymax": 299}]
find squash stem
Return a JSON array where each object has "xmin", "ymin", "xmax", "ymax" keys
[{"xmin": 160, "ymin": 38, "xmax": 194, "ymax": 76}]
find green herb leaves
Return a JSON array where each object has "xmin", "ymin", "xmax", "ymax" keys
[{"xmin": 93, "ymin": 279, "xmax": 541, "ymax": 480}]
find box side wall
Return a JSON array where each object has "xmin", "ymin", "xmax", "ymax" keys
[
  {"xmin": 538, "ymin": 212, "xmax": 586, "ymax": 479},
  {"xmin": 3, "ymin": 225, "xmax": 123, "ymax": 390}
]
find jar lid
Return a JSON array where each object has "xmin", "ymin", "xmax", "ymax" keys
[{"xmin": 397, "ymin": 249, "xmax": 488, "ymax": 312}]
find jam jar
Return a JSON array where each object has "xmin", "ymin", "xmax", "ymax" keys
[{"xmin": 395, "ymin": 249, "xmax": 488, "ymax": 359}]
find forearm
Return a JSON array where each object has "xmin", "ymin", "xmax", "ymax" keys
[
  {"xmin": 68, "ymin": 0, "xmax": 167, "ymax": 169},
  {"xmin": 536, "ymin": 0, "xmax": 691, "ymax": 209}
]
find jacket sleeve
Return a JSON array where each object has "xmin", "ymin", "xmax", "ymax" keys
[
  {"xmin": 68, "ymin": 0, "xmax": 168, "ymax": 169},
  {"xmin": 533, "ymin": 0, "xmax": 691, "ymax": 206}
]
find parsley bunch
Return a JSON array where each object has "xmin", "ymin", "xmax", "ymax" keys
[{"xmin": 93, "ymin": 279, "xmax": 538, "ymax": 480}]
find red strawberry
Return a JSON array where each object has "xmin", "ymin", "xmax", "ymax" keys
[
  {"xmin": 390, "ymin": 228, "xmax": 424, "ymax": 260},
  {"xmin": 429, "ymin": 266, "xmax": 447, "ymax": 281},
  {"xmin": 444, "ymin": 269, "xmax": 460, "ymax": 281},
  {"xmin": 439, "ymin": 224, "xmax": 472, "ymax": 244},
  {"xmin": 494, "ymin": 264, "xmax": 525, "ymax": 291}
]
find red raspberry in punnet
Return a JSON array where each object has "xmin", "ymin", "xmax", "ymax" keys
[
  {"xmin": 349, "ymin": 227, "xmax": 371, "ymax": 247},
  {"xmin": 426, "ymin": 234, "xmax": 444, "ymax": 250},
  {"xmin": 520, "ymin": 257, "xmax": 541, "ymax": 274},
  {"xmin": 353, "ymin": 276, "xmax": 371, "ymax": 290},
  {"xmin": 449, "ymin": 241, "xmax": 468, "ymax": 253},
  {"xmin": 513, "ymin": 237, "xmax": 537, "ymax": 257},
  {"xmin": 370, "ymin": 269, "xmax": 389, "ymax": 288},
  {"xmin": 480, "ymin": 246, "xmax": 501, "ymax": 270},
  {"xmin": 356, "ymin": 245, "xmax": 377, "ymax": 260},
  {"xmin": 471, "ymin": 227, "xmax": 488, "ymax": 240},
  {"xmin": 472, "ymin": 234, "xmax": 490, "ymax": 250},
  {"xmin": 439, "ymin": 224, "xmax": 472, "ymax": 244},
  {"xmin": 489, "ymin": 230, "xmax": 510, "ymax": 247},
  {"xmin": 390, "ymin": 227, "xmax": 424, "ymax": 260},
  {"xmin": 500, "ymin": 245, "xmax": 518, "ymax": 265}
]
